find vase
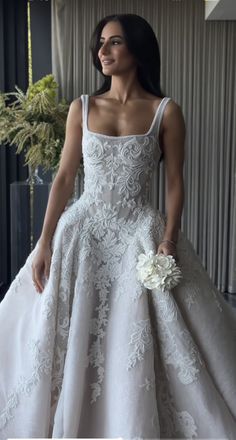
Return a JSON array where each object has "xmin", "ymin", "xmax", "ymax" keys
[{"xmin": 26, "ymin": 165, "xmax": 43, "ymax": 185}]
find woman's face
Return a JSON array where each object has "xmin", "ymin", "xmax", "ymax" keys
[{"xmin": 98, "ymin": 21, "xmax": 137, "ymax": 75}]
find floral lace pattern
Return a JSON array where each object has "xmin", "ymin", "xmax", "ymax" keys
[
  {"xmin": 0, "ymin": 328, "xmax": 53, "ymax": 430},
  {"xmin": 127, "ymin": 319, "xmax": 153, "ymax": 370},
  {"xmin": 139, "ymin": 376, "xmax": 155, "ymax": 391},
  {"xmin": 150, "ymin": 290, "xmax": 205, "ymax": 385},
  {"xmin": 176, "ymin": 234, "xmax": 225, "ymax": 313},
  {"xmin": 151, "ymin": 322, "xmax": 199, "ymax": 439},
  {"xmin": 1, "ymin": 94, "xmax": 236, "ymax": 438}
]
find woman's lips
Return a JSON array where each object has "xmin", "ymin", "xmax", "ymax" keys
[{"xmin": 102, "ymin": 60, "xmax": 114, "ymax": 65}]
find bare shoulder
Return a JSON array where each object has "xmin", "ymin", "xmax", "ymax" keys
[
  {"xmin": 66, "ymin": 97, "xmax": 83, "ymax": 129},
  {"xmin": 164, "ymin": 99, "xmax": 183, "ymax": 116},
  {"xmin": 71, "ymin": 96, "xmax": 82, "ymax": 108},
  {"xmin": 62, "ymin": 96, "xmax": 83, "ymax": 140},
  {"xmin": 70, "ymin": 96, "xmax": 82, "ymax": 116},
  {"xmin": 158, "ymin": 99, "xmax": 186, "ymax": 159},
  {"xmin": 161, "ymin": 99, "xmax": 186, "ymax": 134},
  {"xmin": 56, "ymin": 97, "xmax": 83, "ymax": 180}
]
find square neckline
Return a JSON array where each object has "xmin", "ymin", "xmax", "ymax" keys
[{"xmin": 84, "ymin": 94, "xmax": 167, "ymax": 139}]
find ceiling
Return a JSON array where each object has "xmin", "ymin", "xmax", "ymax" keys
[{"xmin": 205, "ymin": 0, "xmax": 236, "ymax": 20}]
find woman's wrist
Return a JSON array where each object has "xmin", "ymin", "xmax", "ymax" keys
[
  {"xmin": 159, "ymin": 239, "xmax": 177, "ymax": 247},
  {"xmin": 162, "ymin": 226, "xmax": 179, "ymax": 244},
  {"xmin": 39, "ymin": 236, "xmax": 52, "ymax": 248}
]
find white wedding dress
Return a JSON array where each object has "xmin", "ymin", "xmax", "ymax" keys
[{"xmin": 0, "ymin": 94, "xmax": 236, "ymax": 439}]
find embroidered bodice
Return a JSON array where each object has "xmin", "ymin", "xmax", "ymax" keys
[{"xmin": 80, "ymin": 94, "xmax": 172, "ymax": 217}]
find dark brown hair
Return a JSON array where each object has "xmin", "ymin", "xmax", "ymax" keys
[{"xmin": 89, "ymin": 13, "xmax": 166, "ymax": 98}]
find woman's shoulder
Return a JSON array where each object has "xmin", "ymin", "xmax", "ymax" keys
[
  {"xmin": 71, "ymin": 96, "xmax": 83, "ymax": 106},
  {"xmin": 142, "ymin": 93, "xmax": 182, "ymax": 123},
  {"xmin": 162, "ymin": 98, "xmax": 184, "ymax": 120},
  {"xmin": 161, "ymin": 98, "xmax": 185, "ymax": 136},
  {"xmin": 66, "ymin": 98, "xmax": 83, "ymax": 130},
  {"xmin": 69, "ymin": 97, "xmax": 83, "ymax": 119}
]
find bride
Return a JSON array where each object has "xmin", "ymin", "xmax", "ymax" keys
[{"xmin": 0, "ymin": 12, "xmax": 236, "ymax": 439}]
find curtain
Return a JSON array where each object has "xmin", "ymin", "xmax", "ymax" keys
[
  {"xmin": 0, "ymin": 0, "xmax": 28, "ymax": 299},
  {"xmin": 51, "ymin": 0, "xmax": 236, "ymax": 303}
]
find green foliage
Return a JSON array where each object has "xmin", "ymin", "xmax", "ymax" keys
[{"xmin": 0, "ymin": 74, "xmax": 70, "ymax": 172}]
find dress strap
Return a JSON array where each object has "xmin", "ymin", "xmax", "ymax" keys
[
  {"xmin": 80, "ymin": 94, "xmax": 89, "ymax": 132},
  {"xmin": 80, "ymin": 94, "xmax": 172, "ymax": 138},
  {"xmin": 155, "ymin": 97, "xmax": 172, "ymax": 140}
]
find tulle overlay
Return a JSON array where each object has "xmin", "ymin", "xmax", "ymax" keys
[{"xmin": 0, "ymin": 94, "xmax": 236, "ymax": 439}]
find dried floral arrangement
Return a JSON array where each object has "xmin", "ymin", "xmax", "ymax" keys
[{"xmin": 0, "ymin": 74, "xmax": 72, "ymax": 173}]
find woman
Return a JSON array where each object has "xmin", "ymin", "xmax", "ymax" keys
[{"xmin": 0, "ymin": 13, "xmax": 236, "ymax": 439}]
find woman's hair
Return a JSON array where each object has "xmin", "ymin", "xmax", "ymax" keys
[{"xmin": 89, "ymin": 13, "xmax": 166, "ymax": 98}]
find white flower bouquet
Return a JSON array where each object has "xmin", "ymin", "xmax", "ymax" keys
[{"xmin": 136, "ymin": 250, "xmax": 182, "ymax": 292}]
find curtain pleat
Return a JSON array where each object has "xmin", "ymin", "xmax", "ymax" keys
[{"xmin": 51, "ymin": 0, "xmax": 236, "ymax": 299}]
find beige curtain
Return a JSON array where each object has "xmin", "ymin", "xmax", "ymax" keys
[{"xmin": 51, "ymin": 0, "xmax": 236, "ymax": 303}]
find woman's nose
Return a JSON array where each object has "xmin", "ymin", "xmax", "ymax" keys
[{"xmin": 100, "ymin": 43, "xmax": 110, "ymax": 55}]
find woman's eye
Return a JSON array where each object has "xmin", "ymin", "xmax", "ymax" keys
[{"xmin": 99, "ymin": 40, "xmax": 121, "ymax": 47}]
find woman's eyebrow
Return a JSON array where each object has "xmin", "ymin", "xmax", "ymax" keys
[{"xmin": 100, "ymin": 35, "xmax": 123, "ymax": 40}]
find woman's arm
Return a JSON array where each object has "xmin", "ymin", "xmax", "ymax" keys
[
  {"xmin": 32, "ymin": 97, "xmax": 83, "ymax": 292},
  {"xmin": 39, "ymin": 97, "xmax": 83, "ymax": 247},
  {"xmin": 157, "ymin": 100, "xmax": 186, "ymax": 256}
]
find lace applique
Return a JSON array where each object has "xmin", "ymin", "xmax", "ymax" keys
[
  {"xmin": 87, "ymin": 270, "xmax": 109, "ymax": 404},
  {"xmin": 47, "ymin": 243, "xmax": 79, "ymax": 408},
  {"xmin": 115, "ymin": 266, "xmax": 145, "ymax": 303},
  {"xmin": 42, "ymin": 291, "xmax": 57, "ymax": 320},
  {"xmin": 152, "ymin": 340, "xmax": 198, "ymax": 439},
  {"xmin": 151, "ymin": 291, "xmax": 205, "ymax": 385},
  {"xmin": 84, "ymin": 211, "xmax": 165, "ymax": 396},
  {"xmin": 174, "ymin": 410, "xmax": 198, "ymax": 438},
  {"xmin": 0, "ymin": 330, "xmax": 52, "ymax": 431},
  {"xmin": 86, "ymin": 223, "xmax": 137, "ymax": 403},
  {"xmin": 88, "ymin": 338, "xmax": 106, "ymax": 403},
  {"xmin": 183, "ymin": 290, "xmax": 198, "ymax": 310},
  {"xmin": 8, "ymin": 271, "xmax": 23, "ymax": 295},
  {"xmin": 161, "ymin": 326, "xmax": 205, "ymax": 385},
  {"xmin": 117, "ymin": 168, "xmax": 142, "ymax": 199},
  {"xmin": 83, "ymin": 131, "xmax": 159, "ymax": 212},
  {"xmin": 73, "ymin": 189, "xmax": 164, "ymax": 405},
  {"xmin": 105, "ymin": 146, "xmax": 123, "ymax": 191},
  {"xmin": 127, "ymin": 319, "xmax": 153, "ymax": 370},
  {"xmin": 176, "ymin": 234, "xmax": 224, "ymax": 313},
  {"xmin": 139, "ymin": 376, "xmax": 155, "ymax": 391},
  {"xmin": 0, "ymin": 246, "xmax": 64, "ymax": 431}
]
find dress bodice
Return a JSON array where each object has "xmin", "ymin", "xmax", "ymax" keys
[{"xmin": 80, "ymin": 94, "xmax": 172, "ymax": 215}]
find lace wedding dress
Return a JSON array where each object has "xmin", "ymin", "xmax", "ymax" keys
[{"xmin": 0, "ymin": 94, "xmax": 236, "ymax": 439}]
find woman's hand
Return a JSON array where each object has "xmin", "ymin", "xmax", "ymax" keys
[
  {"xmin": 157, "ymin": 240, "xmax": 177, "ymax": 259},
  {"xmin": 31, "ymin": 242, "xmax": 52, "ymax": 294}
]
